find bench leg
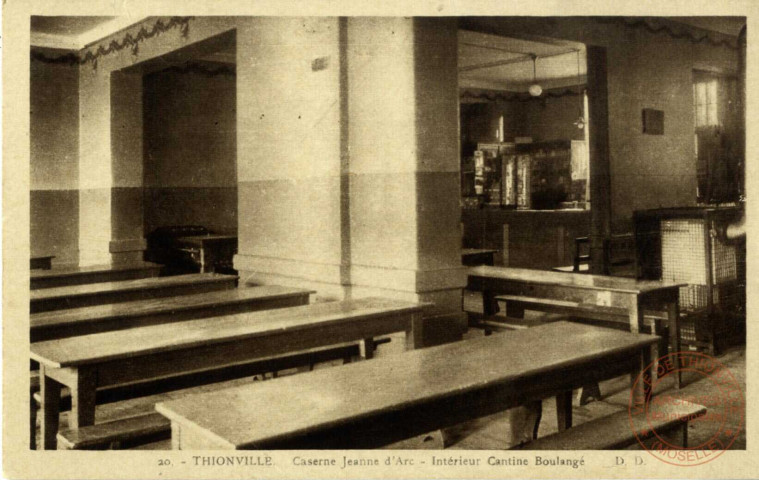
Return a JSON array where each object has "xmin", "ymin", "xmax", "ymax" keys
[
  {"xmin": 658, "ymin": 422, "xmax": 689, "ymax": 448},
  {"xmin": 579, "ymin": 383, "xmax": 602, "ymax": 405},
  {"xmin": 504, "ymin": 302, "xmax": 525, "ymax": 319},
  {"xmin": 483, "ymin": 291, "xmax": 500, "ymax": 317},
  {"xmin": 360, "ymin": 338, "xmax": 375, "ymax": 360},
  {"xmin": 555, "ymin": 391, "xmax": 573, "ymax": 431},
  {"xmin": 667, "ymin": 299, "xmax": 683, "ymax": 389},
  {"xmin": 508, "ymin": 401, "xmax": 542, "ymax": 445}
]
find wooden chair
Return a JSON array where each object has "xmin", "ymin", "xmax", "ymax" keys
[{"xmin": 554, "ymin": 234, "xmax": 635, "ymax": 276}]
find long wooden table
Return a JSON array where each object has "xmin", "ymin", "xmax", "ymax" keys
[
  {"xmin": 31, "ymin": 261, "xmax": 162, "ymax": 289},
  {"xmin": 30, "ymin": 273, "xmax": 237, "ymax": 313},
  {"xmin": 30, "ymin": 286, "xmax": 313, "ymax": 342},
  {"xmin": 465, "ymin": 266, "xmax": 685, "ymax": 388},
  {"xmin": 30, "ymin": 255, "xmax": 55, "ymax": 270},
  {"xmin": 155, "ymin": 321, "xmax": 659, "ymax": 450},
  {"xmin": 31, "ymin": 297, "xmax": 427, "ymax": 449}
]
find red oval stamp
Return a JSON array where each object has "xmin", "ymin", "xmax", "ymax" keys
[{"xmin": 628, "ymin": 351, "xmax": 743, "ymax": 466}]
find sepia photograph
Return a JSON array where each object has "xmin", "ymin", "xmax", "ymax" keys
[{"xmin": 3, "ymin": 1, "xmax": 756, "ymax": 478}]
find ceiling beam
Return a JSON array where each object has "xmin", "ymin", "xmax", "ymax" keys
[
  {"xmin": 458, "ymin": 49, "xmax": 576, "ymax": 73},
  {"xmin": 458, "ymin": 54, "xmax": 532, "ymax": 73},
  {"xmin": 460, "ymin": 40, "xmax": 577, "ymax": 56}
]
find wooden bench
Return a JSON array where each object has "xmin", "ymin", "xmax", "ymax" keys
[
  {"xmin": 31, "ymin": 261, "xmax": 162, "ymax": 289},
  {"xmin": 461, "ymin": 248, "xmax": 498, "ymax": 266},
  {"xmin": 513, "ymin": 401, "xmax": 706, "ymax": 450},
  {"xmin": 30, "ymin": 273, "xmax": 237, "ymax": 313},
  {"xmin": 30, "ymin": 285, "xmax": 312, "ymax": 342},
  {"xmin": 553, "ymin": 263, "xmax": 589, "ymax": 273},
  {"xmin": 32, "ymin": 297, "xmax": 427, "ymax": 449},
  {"xmin": 155, "ymin": 322, "xmax": 659, "ymax": 450},
  {"xmin": 57, "ymin": 413, "xmax": 171, "ymax": 450}
]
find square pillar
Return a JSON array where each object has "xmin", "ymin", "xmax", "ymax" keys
[
  {"xmin": 233, "ymin": 18, "xmax": 346, "ymax": 299},
  {"xmin": 78, "ymin": 66, "xmax": 113, "ymax": 265},
  {"xmin": 346, "ymin": 17, "xmax": 467, "ymax": 312},
  {"xmin": 110, "ymin": 70, "xmax": 146, "ymax": 263}
]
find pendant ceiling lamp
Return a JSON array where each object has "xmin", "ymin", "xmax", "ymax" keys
[
  {"xmin": 528, "ymin": 54, "xmax": 542, "ymax": 97},
  {"xmin": 573, "ymin": 49, "xmax": 586, "ymax": 129}
]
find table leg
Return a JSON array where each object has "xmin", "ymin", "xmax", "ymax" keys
[
  {"xmin": 508, "ymin": 402, "xmax": 543, "ymax": 445},
  {"xmin": 631, "ymin": 347, "xmax": 653, "ymax": 407},
  {"xmin": 629, "ymin": 297, "xmax": 660, "ymax": 387},
  {"xmin": 68, "ymin": 368, "xmax": 97, "ymax": 430},
  {"xmin": 627, "ymin": 296, "xmax": 643, "ymax": 334},
  {"xmin": 667, "ymin": 299, "xmax": 683, "ymax": 389},
  {"xmin": 555, "ymin": 391, "xmax": 573, "ymax": 431},
  {"xmin": 39, "ymin": 367, "xmax": 61, "ymax": 450},
  {"xmin": 405, "ymin": 312, "xmax": 424, "ymax": 350},
  {"xmin": 171, "ymin": 423, "xmax": 182, "ymax": 450},
  {"xmin": 579, "ymin": 383, "xmax": 602, "ymax": 405},
  {"xmin": 199, "ymin": 246, "xmax": 207, "ymax": 273},
  {"xmin": 30, "ymin": 395, "xmax": 38, "ymax": 450}
]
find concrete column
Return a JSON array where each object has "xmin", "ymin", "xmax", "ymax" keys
[
  {"xmin": 78, "ymin": 66, "xmax": 113, "ymax": 266},
  {"xmin": 110, "ymin": 70, "xmax": 146, "ymax": 263},
  {"xmin": 345, "ymin": 17, "xmax": 466, "ymax": 311},
  {"xmin": 233, "ymin": 18, "xmax": 346, "ymax": 298},
  {"xmin": 234, "ymin": 17, "xmax": 465, "ymax": 313},
  {"xmin": 79, "ymin": 67, "xmax": 145, "ymax": 265},
  {"xmin": 30, "ymin": 55, "xmax": 80, "ymax": 266}
]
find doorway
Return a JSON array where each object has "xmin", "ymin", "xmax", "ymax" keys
[{"xmin": 457, "ymin": 29, "xmax": 595, "ymax": 270}]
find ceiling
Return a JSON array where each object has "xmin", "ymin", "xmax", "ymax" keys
[
  {"xmin": 30, "ymin": 16, "xmax": 744, "ymax": 76},
  {"xmin": 30, "ymin": 15, "xmax": 234, "ymax": 66},
  {"xmin": 458, "ymin": 30, "xmax": 586, "ymax": 92},
  {"xmin": 31, "ymin": 16, "xmax": 116, "ymax": 36},
  {"xmin": 31, "ymin": 16, "xmax": 148, "ymax": 49},
  {"xmin": 673, "ymin": 17, "xmax": 745, "ymax": 37}
]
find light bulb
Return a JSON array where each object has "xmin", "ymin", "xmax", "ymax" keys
[{"xmin": 528, "ymin": 84, "xmax": 543, "ymax": 97}]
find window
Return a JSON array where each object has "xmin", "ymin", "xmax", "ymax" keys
[
  {"xmin": 692, "ymin": 71, "xmax": 740, "ymax": 204},
  {"xmin": 694, "ymin": 78, "xmax": 718, "ymax": 128}
]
